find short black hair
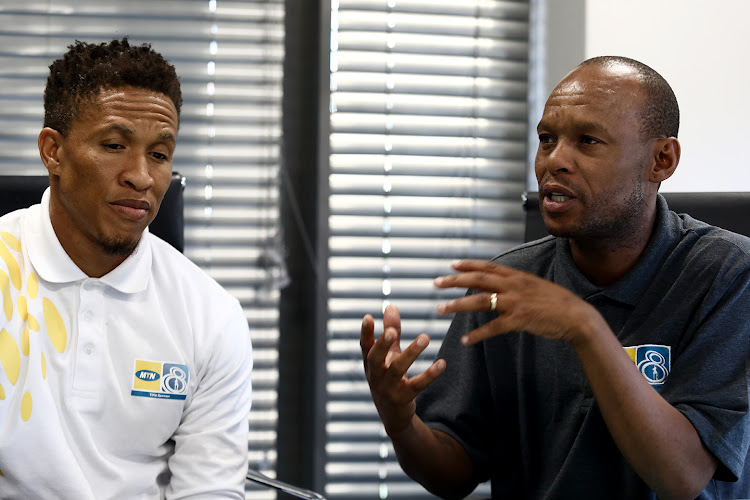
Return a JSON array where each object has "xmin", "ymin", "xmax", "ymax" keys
[
  {"xmin": 44, "ymin": 38, "xmax": 182, "ymax": 136},
  {"xmin": 579, "ymin": 56, "xmax": 679, "ymax": 139}
]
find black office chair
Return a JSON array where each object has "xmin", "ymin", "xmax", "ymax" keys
[
  {"xmin": 0, "ymin": 173, "xmax": 327, "ymax": 500},
  {"xmin": 523, "ymin": 191, "xmax": 750, "ymax": 241}
]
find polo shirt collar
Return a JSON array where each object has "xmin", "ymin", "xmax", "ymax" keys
[
  {"xmin": 553, "ymin": 194, "xmax": 679, "ymax": 306},
  {"xmin": 26, "ymin": 188, "xmax": 152, "ymax": 294},
  {"xmin": 553, "ymin": 238, "xmax": 600, "ymax": 298}
]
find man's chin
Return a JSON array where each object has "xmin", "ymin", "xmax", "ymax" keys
[
  {"xmin": 97, "ymin": 235, "xmax": 140, "ymax": 256},
  {"xmin": 542, "ymin": 217, "xmax": 575, "ymax": 238}
]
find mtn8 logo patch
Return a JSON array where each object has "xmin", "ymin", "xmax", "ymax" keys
[
  {"xmin": 624, "ymin": 345, "xmax": 671, "ymax": 392},
  {"xmin": 131, "ymin": 360, "xmax": 189, "ymax": 400}
]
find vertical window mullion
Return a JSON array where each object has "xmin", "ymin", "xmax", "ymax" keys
[{"xmin": 325, "ymin": 1, "xmax": 529, "ymax": 498}]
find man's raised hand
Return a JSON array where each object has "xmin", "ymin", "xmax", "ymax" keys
[{"xmin": 360, "ymin": 304, "xmax": 445, "ymax": 436}]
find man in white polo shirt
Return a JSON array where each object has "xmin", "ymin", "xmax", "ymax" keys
[{"xmin": 0, "ymin": 38, "xmax": 253, "ymax": 498}]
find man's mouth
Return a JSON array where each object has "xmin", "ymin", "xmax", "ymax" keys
[
  {"xmin": 111, "ymin": 199, "xmax": 150, "ymax": 222},
  {"xmin": 548, "ymin": 193, "xmax": 572, "ymax": 203}
]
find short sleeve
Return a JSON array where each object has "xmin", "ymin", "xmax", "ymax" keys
[
  {"xmin": 661, "ymin": 267, "xmax": 750, "ymax": 482},
  {"xmin": 416, "ymin": 300, "xmax": 496, "ymax": 483},
  {"xmin": 166, "ymin": 299, "xmax": 254, "ymax": 499}
]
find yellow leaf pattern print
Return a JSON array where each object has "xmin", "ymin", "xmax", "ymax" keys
[
  {"xmin": 18, "ymin": 295, "xmax": 27, "ymax": 321},
  {"xmin": 0, "ymin": 230, "xmax": 68, "ymax": 422},
  {"xmin": 0, "ymin": 271, "xmax": 11, "ymax": 321},
  {"xmin": 0, "ymin": 240, "xmax": 20, "ymax": 291},
  {"xmin": 0, "ymin": 329, "xmax": 20, "ymax": 385},
  {"xmin": 20, "ymin": 392, "xmax": 32, "ymax": 421},
  {"xmin": 27, "ymin": 272, "xmax": 38, "ymax": 299},
  {"xmin": 1, "ymin": 232, "xmax": 21, "ymax": 252},
  {"xmin": 43, "ymin": 299, "xmax": 67, "ymax": 354},
  {"xmin": 21, "ymin": 328, "xmax": 29, "ymax": 356}
]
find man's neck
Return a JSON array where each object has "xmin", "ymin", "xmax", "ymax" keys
[
  {"xmin": 568, "ymin": 206, "xmax": 657, "ymax": 288},
  {"xmin": 54, "ymin": 228, "xmax": 129, "ymax": 278}
]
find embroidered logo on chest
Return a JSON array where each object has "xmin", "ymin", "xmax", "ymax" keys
[
  {"xmin": 131, "ymin": 359, "xmax": 189, "ymax": 400},
  {"xmin": 623, "ymin": 344, "xmax": 671, "ymax": 392}
]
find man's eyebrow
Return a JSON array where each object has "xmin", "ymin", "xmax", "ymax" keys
[
  {"xmin": 536, "ymin": 119, "xmax": 610, "ymax": 134},
  {"xmin": 101, "ymin": 125, "xmax": 176, "ymax": 145},
  {"xmin": 575, "ymin": 120, "xmax": 609, "ymax": 133},
  {"xmin": 158, "ymin": 131, "xmax": 177, "ymax": 145},
  {"xmin": 103, "ymin": 123, "xmax": 136, "ymax": 136}
]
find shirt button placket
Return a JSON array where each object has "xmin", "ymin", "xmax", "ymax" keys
[{"xmin": 73, "ymin": 279, "xmax": 103, "ymax": 393}]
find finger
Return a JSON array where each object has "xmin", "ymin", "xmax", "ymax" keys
[
  {"xmin": 406, "ymin": 359, "xmax": 446, "ymax": 393},
  {"xmin": 360, "ymin": 314, "xmax": 375, "ymax": 359},
  {"xmin": 366, "ymin": 326, "xmax": 399, "ymax": 376},
  {"xmin": 451, "ymin": 259, "xmax": 515, "ymax": 275},
  {"xmin": 459, "ymin": 316, "xmax": 511, "ymax": 346},
  {"xmin": 383, "ymin": 304, "xmax": 402, "ymax": 339},
  {"xmin": 433, "ymin": 270, "xmax": 508, "ymax": 293},
  {"xmin": 437, "ymin": 291, "xmax": 499, "ymax": 315},
  {"xmin": 434, "ymin": 259, "xmax": 517, "ymax": 291},
  {"xmin": 384, "ymin": 349, "xmax": 399, "ymax": 368},
  {"xmin": 387, "ymin": 334, "xmax": 430, "ymax": 377}
]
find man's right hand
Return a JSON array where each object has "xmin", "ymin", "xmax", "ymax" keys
[
  {"xmin": 361, "ymin": 304, "xmax": 477, "ymax": 498},
  {"xmin": 360, "ymin": 304, "xmax": 446, "ymax": 436}
]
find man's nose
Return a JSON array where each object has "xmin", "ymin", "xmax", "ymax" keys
[
  {"xmin": 120, "ymin": 154, "xmax": 154, "ymax": 191},
  {"xmin": 542, "ymin": 141, "xmax": 576, "ymax": 176}
]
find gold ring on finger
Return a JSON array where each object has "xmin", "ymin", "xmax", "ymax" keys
[{"xmin": 489, "ymin": 292, "xmax": 498, "ymax": 312}]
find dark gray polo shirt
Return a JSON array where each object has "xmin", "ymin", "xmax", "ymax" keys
[{"xmin": 417, "ymin": 195, "xmax": 750, "ymax": 499}]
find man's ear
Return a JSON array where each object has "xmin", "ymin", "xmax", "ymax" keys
[
  {"xmin": 649, "ymin": 137, "xmax": 680, "ymax": 184},
  {"xmin": 38, "ymin": 127, "xmax": 64, "ymax": 176}
]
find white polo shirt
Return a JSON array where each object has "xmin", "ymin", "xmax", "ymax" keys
[{"xmin": 0, "ymin": 189, "xmax": 253, "ymax": 499}]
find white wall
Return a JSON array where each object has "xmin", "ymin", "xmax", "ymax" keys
[{"xmin": 535, "ymin": 0, "xmax": 750, "ymax": 193}]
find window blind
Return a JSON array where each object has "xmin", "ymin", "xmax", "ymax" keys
[
  {"xmin": 326, "ymin": 0, "xmax": 529, "ymax": 497},
  {"xmin": 0, "ymin": 2, "xmax": 284, "ymax": 498}
]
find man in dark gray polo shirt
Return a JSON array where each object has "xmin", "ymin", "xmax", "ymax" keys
[{"xmin": 360, "ymin": 56, "xmax": 750, "ymax": 499}]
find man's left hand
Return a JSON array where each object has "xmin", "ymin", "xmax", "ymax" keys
[{"xmin": 434, "ymin": 259, "xmax": 603, "ymax": 346}]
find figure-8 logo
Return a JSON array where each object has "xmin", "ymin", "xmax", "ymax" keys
[
  {"xmin": 161, "ymin": 363, "xmax": 189, "ymax": 394},
  {"xmin": 623, "ymin": 344, "xmax": 671, "ymax": 392},
  {"xmin": 132, "ymin": 359, "xmax": 190, "ymax": 400}
]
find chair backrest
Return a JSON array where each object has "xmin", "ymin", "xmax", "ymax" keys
[
  {"xmin": 0, "ymin": 173, "xmax": 185, "ymax": 252},
  {"xmin": 523, "ymin": 191, "xmax": 750, "ymax": 242}
]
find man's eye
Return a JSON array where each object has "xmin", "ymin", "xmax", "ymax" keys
[
  {"xmin": 538, "ymin": 134, "xmax": 554, "ymax": 144},
  {"xmin": 151, "ymin": 152, "xmax": 169, "ymax": 161},
  {"xmin": 105, "ymin": 143, "xmax": 124, "ymax": 150},
  {"xmin": 581, "ymin": 136, "xmax": 599, "ymax": 145}
]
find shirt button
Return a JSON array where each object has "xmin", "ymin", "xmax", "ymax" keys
[
  {"xmin": 84, "ymin": 343, "xmax": 95, "ymax": 355},
  {"xmin": 83, "ymin": 311, "xmax": 93, "ymax": 321}
]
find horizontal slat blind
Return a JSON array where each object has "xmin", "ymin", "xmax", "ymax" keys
[
  {"xmin": 326, "ymin": 0, "xmax": 529, "ymax": 497},
  {"xmin": 0, "ymin": 2, "xmax": 284, "ymax": 498}
]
